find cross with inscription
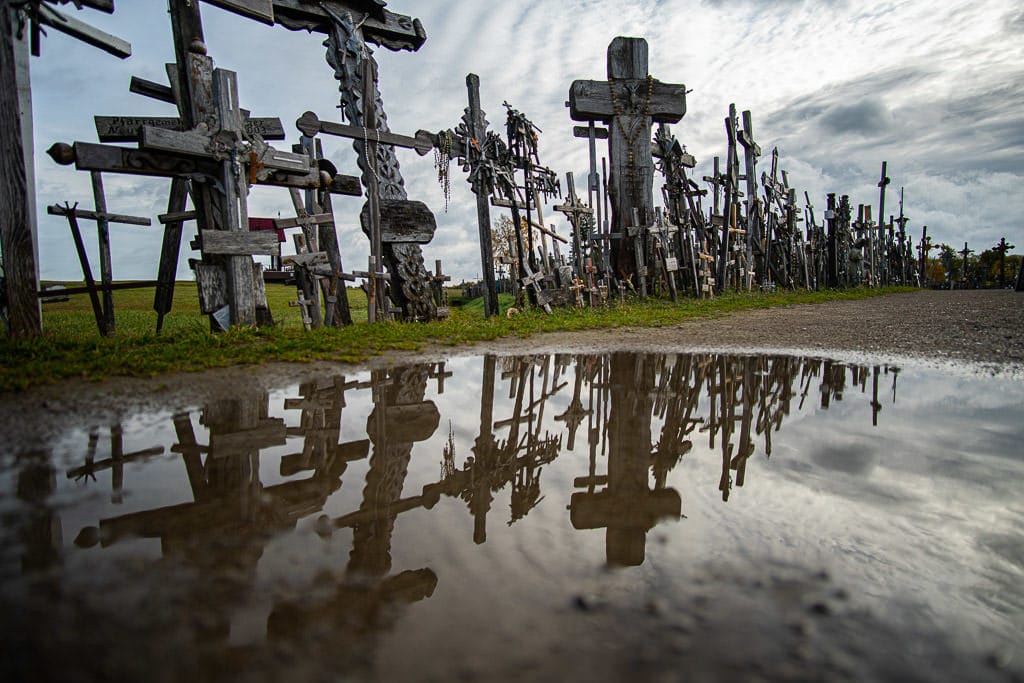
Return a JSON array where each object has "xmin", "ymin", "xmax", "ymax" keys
[
  {"xmin": 569, "ymin": 37, "xmax": 686, "ymax": 281},
  {"xmin": 46, "ymin": 1, "xmax": 361, "ymax": 330},
  {"xmin": 2, "ymin": 0, "xmax": 132, "ymax": 337}
]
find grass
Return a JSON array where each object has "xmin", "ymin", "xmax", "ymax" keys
[{"xmin": 0, "ymin": 281, "xmax": 917, "ymax": 392}]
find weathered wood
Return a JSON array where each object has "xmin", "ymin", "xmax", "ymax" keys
[
  {"xmin": 45, "ymin": 280, "xmax": 160, "ymax": 297},
  {"xmin": 200, "ymin": 229, "xmax": 280, "ymax": 256},
  {"xmin": 62, "ymin": 209, "xmax": 106, "ymax": 334},
  {"xmin": 157, "ymin": 209, "xmax": 196, "ymax": 224},
  {"xmin": 194, "ymin": 262, "xmax": 268, "ymax": 315},
  {"xmin": 568, "ymin": 37, "xmax": 686, "ymax": 279},
  {"xmin": 568, "ymin": 80, "xmax": 686, "ymax": 123},
  {"xmin": 202, "ymin": 0, "xmax": 275, "ymax": 24},
  {"xmin": 154, "ymin": 177, "xmax": 191, "ymax": 332},
  {"xmin": 573, "ymin": 125, "xmax": 609, "ymax": 140},
  {"xmin": 450, "ymin": 74, "xmax": 499, "ymax": 318},
  {"xmin": 35, "ymin": 3, "xmax": 132, "ymax": 59},
  {"xmin": 128, "ymin": 76, "xmax": 177, "ymax": 104},
  {"xmin": 271, "ymin": 0, "xmax": 426, "ymax": 51},
  {"xmin": 359, "ymin": 199, "xmax": 437, "ymax": 244},
  {"xmin": 89, "ymin": 172, "xmax": 116, "ymax": 334},
  {"xmin": 296, "ymin": 110, "xmax": 433, "ymax": 155},
  {"xmin": 274, "ymin": 212, "xmax": 334, "ymax": 230},
  {"xmin": 1, "ymin": 5, "xmax": 41, "ymax": 335},
  {"xmin": 96, "ymin": 115, "xmax": 285, "ymax": 142},
  {"xmin": 47, "ymin": 203, "xmax": 152, "ymax": 226}
]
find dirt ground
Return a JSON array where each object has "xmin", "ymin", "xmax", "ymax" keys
[{"xmin": 1, "ymin": 290, "xmax": 1021, "ymax": 434}]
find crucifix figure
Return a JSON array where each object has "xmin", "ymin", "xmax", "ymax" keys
[
  {"xmin": 270, "ymin": 1, "xmax": 438, "ymax": 321},
  {"xmin": 569, "ymin": 37, "xmax": 685, "ymax": 282}
]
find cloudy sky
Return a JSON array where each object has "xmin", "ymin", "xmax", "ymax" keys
[{"xmin": 25, "ymin": 0, "xmax": 1024, "ymax": 282}]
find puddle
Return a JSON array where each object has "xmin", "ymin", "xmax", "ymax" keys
[{"xmin": 2, "ymin": 352, "xmax": 1022, "ymax": 681}]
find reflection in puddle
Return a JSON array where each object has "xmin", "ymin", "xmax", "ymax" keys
[{"xmin": 2, "ymin": 352, "xmax": 1022, "ymax": 681}]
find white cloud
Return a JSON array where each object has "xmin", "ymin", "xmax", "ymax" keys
[{"xmin": 23, "ymin": 0, "xmax": 1024, "ymax": 282}]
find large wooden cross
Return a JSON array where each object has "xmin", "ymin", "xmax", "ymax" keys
[
  {"xmin": 267, "ymin": 1, "xmax": 440, "ymax": 322},
  {"xmin": 569, "ymin": 37, "xmax": 685, "ymax": 281},
  {"xmin": 1, "ymin": 0, "xmax": 131, "ymax": 337}
]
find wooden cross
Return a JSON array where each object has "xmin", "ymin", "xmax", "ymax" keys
[
  {"xmin": 569, "ymin": 37, "xmax": 685, "ymax": 282},
  {"xmin": 647, "ymin": 211, "xmax": 679, "ymax": 302},
  {"xmin": 297, "ymin": 94, "xmax": 437, "ymax": 324},
  {"xmin": 960, "ymin": 241, "xmax": 974, "ymax": 285},
  {"xmin": 553, "ymin": 172, "xmax": 594, "ymax": 278},
  {"xmin": 2, "ymin": 1, "xmax": 132, "ymax": 337},
  {"xmin": 876, "ymin": 162, "xmax": 892, "ymax": 286},
  {"xmin": 737, "ymin": 109, "xmax": 762, "ymax": 286},
  {"xmin": 46, "ymin": 172, "xmax": 152, "ymax": 335},
  {"xmin": 431, "ymin": 259, "xmax": 451, "ymax": 318},
  {"xmin": 572, "ymin": 123, "xmax": 608, "ymax": 234},
  {"xmin": 269, "ymin": 1, "xmax": 438, "ymax": 322}
]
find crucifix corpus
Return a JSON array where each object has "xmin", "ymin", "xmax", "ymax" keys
[{"xmin": 568, "ymin": 36, "xmax": 685, "ymax": 283}]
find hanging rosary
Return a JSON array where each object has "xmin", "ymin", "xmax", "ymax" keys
[
  {"xmin": 607, "ymin": 74, "xmax": 654, "ymax": 180},
  {"xmin": 434, "ymin": 129, "xmax": 454, "ymax": 211},
  {"xmin": 362, "ymin": 125, "xmax": 382, "ymax": 189}
]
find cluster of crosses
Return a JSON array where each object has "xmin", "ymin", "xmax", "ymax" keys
[
  {"xmin": 2, "ymin": 0, "xmax": 450, "ymax": 337},
  {"xmin": 4, "ymin": 6, "xmax": 1021, "ymax": 339}
]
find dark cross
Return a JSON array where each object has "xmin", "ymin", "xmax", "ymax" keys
[
  {"xmin": 46, "ymin": 2, "xmax": 359, "ymax": 330},
  {"xmin": 296, "ymin": 102, "xmax": 435, "ymax": 323},
  {"xmin": 738, "ymin": 109, "xmax": 762, "ymax": 286},
  {"xmin": 269, "ymin": 2, "xmax": 438, "ymax": 322},
  {"xmin": 876, "ymin": 161, "xmax": 891, "ymax": 285},
  {"xmin": 960, "ymin": 241, "xmax": 974, "ymax": 286},
  {"xmin": 717, "ymin": 105, "xmax": 743, "ymax": 292},
  {"xmin": 993, "ymin": 237, "xmax": 1015, "ymax": 288},
  {"xmin": 2, "ymin": 0, "xmax": 131, "ymax": 337},
  {"xmin": 570, "ymin": 353, "xmax": 680, "ymax": 566},
  {"xmin": 430, "ymin": 73, "xmax": 507, "ymax": 317},
  {"xmin": 431, "ymin": 259, "xmax": 451, "ymax": 318},
  {"xmin": 65, "ymin": 423, "xmax": 164, "ymax": 504},
  {"xmin": 553, "ymin": 172, "xmax": 594, "ymax": 277},
  {"xmin": 917, "ymin": 225, "xmax": 933, "ymax": 285},
  {"xmin": 569, "ymin": 36, "xmax": 685, "ymax": 281},
  {"xmin": 46, "ymin": 175, "xmax": 152, "ymax": 335}
]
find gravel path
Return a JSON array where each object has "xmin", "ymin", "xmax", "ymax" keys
[
  {"xmin": 2, "ymin": 290, "xmax": 1020, "ymax": 432},
  {"xmin": 505, "ymin": 289, "xmax": 1024, "ymax": 367}
]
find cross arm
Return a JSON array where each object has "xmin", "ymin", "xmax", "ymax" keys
[
  {"xmin": 295, "ymin": 111, "xmax": 434, "ymax": 155},
  {"xmin": 36, "ymin": 2, "xmax": 131, "ymax": 58},
  {"xmin": 568, "ymin": 79, "xmax": 686, "ymax": 123},
  {"xmin": 271, "ymin": 1, "xmax": 426, "ymax": 52}
]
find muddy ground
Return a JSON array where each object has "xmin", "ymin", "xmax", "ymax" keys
[{"xmin": 2, "ymin": 290, "xmax": 1020, "ymax": 434}]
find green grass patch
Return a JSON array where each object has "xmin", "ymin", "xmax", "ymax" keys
[{"xmin": 1, "ymin": 283, "xmax": 917, "ymax": 392}]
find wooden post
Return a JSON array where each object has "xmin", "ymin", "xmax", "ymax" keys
[
  {"xmin": 1, "ymin": 3, "xmax": 40, "ymax": 336},
  {"xmin": 90, "ymin": 172, "xmax": 116, "ymax": 333},
  {"xmin": 876, "ymin": 161, "xmax": 890, "ymax": 286},
  {"xmin": 465, "ymin": 74, "xmax": 498, "ymax": 318},
  {"xmin": 154, "ymin": 177, "xmax": 191, "ymax": 333},
  {"xmin": 568, "ymin": 37, "xmax": 685, "ymax": 280}
]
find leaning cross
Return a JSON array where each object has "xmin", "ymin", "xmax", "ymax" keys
[{"xmin": 569, "ymin": 36, "xmax": 685, "ymax": 281}]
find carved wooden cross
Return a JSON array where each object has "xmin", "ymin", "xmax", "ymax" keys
[
  {"xmin": 553, "ymin": 172, "xmax": 594, "ymax": 278},
  {"xmin": 569, "ymin": 37, "xmax": 685, "ymax": 281}
]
